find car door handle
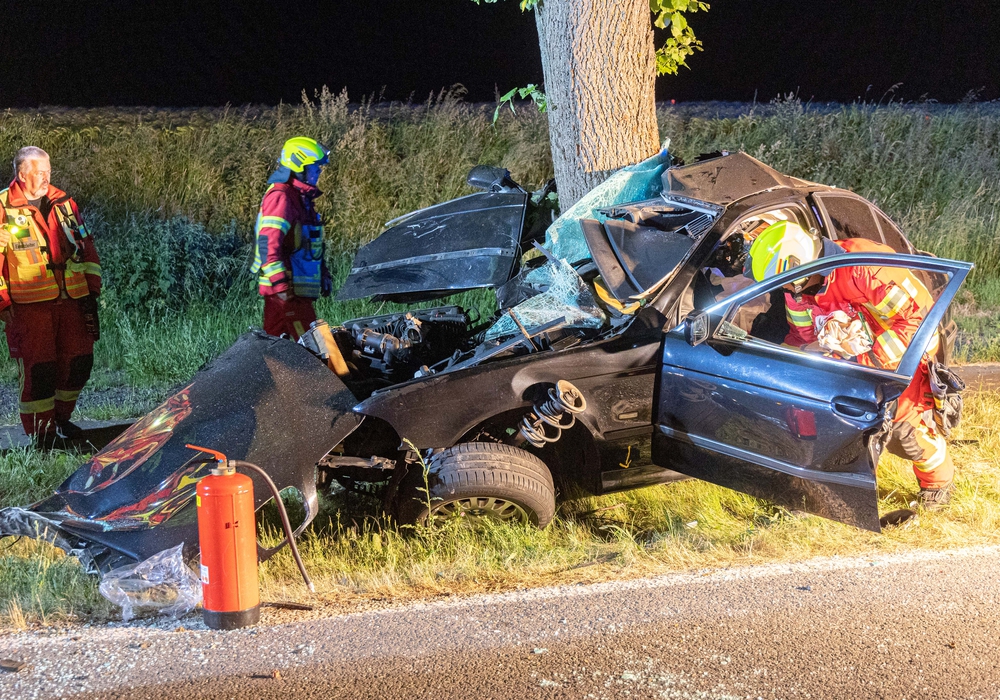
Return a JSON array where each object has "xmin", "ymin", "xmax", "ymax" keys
[{"xmin": 831, "ymin": 396, "xmax": 879, "ymax": 420}]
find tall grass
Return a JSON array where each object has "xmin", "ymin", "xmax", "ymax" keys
[{"xmin": 1, "ymin": 93, "xmax": 998, "ymax": 395}]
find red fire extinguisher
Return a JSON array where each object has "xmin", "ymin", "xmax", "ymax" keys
[
  {"xmin": 188, "ymin": 444, "xmax": 261, "ymax": 630},
  {"xmin": 186, "ymin": 444, "xmax": 315, "ymax": 630}
]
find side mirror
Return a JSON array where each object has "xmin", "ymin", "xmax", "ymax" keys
[
  {"xmin": 467, "ymin": 165, "xmax": 512, "ymax": 191},
  {"xmin": 683, "ymin": 312, "xmax": 711, "ymax": 346}
]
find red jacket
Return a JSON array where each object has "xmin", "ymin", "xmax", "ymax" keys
[
  {"xmin": 0, "ymin": 180, "xmax": 101, "ymax": 310},
  {"xmin": 251, "ymin": 179, "xmax": 328, "ymax": 298},
  {"xmin": 812, "ymin": 238, "xmax": 937, "ymax": 425}
]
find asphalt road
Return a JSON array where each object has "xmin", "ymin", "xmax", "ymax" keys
[{"xmin": 2, "ymin": 546, "xmax": 999, "ymax": 699}]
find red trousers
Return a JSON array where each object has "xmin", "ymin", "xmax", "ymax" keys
[
  {"xmin": 262, "ymin": 295, "xmax": 316, "ymax": 340},
  {"xmin": 885, "ymin": 360, "xmax": 953, "ymax": 489},
  {"xmin": 4, "ymin": 299, "xmax": 95, "ymax": 436}
]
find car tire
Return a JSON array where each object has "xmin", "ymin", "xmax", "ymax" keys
[{"xmin": 396, "ymin": 442, "xmax": 556, "ymax": 528}]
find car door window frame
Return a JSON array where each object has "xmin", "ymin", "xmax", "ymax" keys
[
  {"xmin": 679, "ymin": 252, "xmax": 972, "ymax": 381},
  {"xmin": 813, "ymin": 192, "xmax": 885, "ymax": 244}
]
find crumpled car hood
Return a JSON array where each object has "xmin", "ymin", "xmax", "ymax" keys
[{"xmin": 0, "ymin": 331, "xmax": 360, "ymax": 573}]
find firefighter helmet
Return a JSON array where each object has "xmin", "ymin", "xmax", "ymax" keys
[
  {"xmin": 747, "ymin": 221, "xmax": 822, "ymax": 282},
  {"xmin": 279, "ymin": 137, "xmax": 330, "ymax": 173}
]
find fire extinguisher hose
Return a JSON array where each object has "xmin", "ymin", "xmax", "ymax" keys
[{"xmin": 230, "ymin": 460, "xmax": 315, "ymax": 594}]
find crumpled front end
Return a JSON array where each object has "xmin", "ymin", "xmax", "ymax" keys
[{"xmin": 0, "ymin": 331, "xmax": 361, "ymax": 573}]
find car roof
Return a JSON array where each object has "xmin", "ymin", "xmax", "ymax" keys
[{"xmin": 663, "ymin": 152, "xmax": 824, "ymax": 206}]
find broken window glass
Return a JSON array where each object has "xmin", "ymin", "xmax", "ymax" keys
[
  {"xmin": 544, "ymin": 149, "xmax": 672, "ymax": 264},
  {"xmin": 485, "ymin": 259, "xmax": 606, "ymax": 341}
]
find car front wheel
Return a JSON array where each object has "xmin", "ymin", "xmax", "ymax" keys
[{"xmin": 396, "ymin": 442, "xmax": 556, "ymax": 528}]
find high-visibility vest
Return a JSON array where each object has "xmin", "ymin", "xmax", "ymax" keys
[
  {"xmin": 0, "ymin": 189, "xmax": 91, "ymax": 303},
  {"xmin": 819, "ymin": 238, "xmax": 937, "ymax": 368}
]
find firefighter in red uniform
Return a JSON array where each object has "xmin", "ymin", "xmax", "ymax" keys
[
  {"xmin": 0, "ymin": 147, "xmax": 101, "ymax": 441},
  {"xmin": 251, "ymin": 137, "xmax": 331, "ymax": 339},
  {"xmin": 748, "ymin": 221, "xmax": 954, "ymax": 509}
]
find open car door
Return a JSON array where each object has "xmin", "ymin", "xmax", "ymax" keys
[{"xmin": 652, "ymin": 253, "xmax": 971, "ymax": 531}]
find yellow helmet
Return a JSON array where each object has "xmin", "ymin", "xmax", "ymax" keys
[
  {"xmin": 747, "ymin": 221, "xmax": 821, "ymax": 282},
  {"xmin": 279, "ymin": 137, "xmax": 330, "ymax": 173}
]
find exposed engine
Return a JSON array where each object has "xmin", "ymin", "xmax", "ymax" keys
[{"xmin": 339, "ymin": 306, "xmax": 475, "ymax": 380}]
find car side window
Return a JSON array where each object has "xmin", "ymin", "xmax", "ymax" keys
[
  {"xmin": 874, "ymin": 210, "xmax": 915, "ymax": 254},
  {"xmin": 816, "ymin": 195, "xmax": 882, "ymax": 243},
  {"xmin": 717, "ymin": 262, "xmax": 950, "ymax": 371}
]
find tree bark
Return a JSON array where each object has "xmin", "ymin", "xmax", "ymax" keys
[{"xmin": 534, "ymin": 0, "xmax": 660, "ymax": 209}]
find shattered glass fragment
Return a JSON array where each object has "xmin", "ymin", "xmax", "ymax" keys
[
  {"xmin": 544, "ymin": 148, "xmax": 672, "ymax": 264},
  {"xmin": 485, "ymin": 259, "xmax": 605, "ymax": 341}
]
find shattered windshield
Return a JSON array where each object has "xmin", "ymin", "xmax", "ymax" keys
[{"xmin": 485, "ymin": 258, "xmax": 606, "ymax": 341}]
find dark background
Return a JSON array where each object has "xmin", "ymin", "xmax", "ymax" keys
[{"xmin": 1, "ymin": 0, "xmax": 998, "ymax": 108}]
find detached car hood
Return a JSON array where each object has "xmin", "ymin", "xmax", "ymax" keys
[
  {"xmin": 0, "ymin": 332, "xmax": 360, "ymax": 573},
  {"xmin": 337, "ymin": 190, "xmax": 529, "ymax": 302}
]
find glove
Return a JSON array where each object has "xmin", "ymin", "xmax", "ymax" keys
[
  {"xmin": 321, "ymin": 263, "xmax": 333, "ymax": 298},
  {"xmin": 79, "ymin": 296, "xmax": 100, "ymax": 340}
]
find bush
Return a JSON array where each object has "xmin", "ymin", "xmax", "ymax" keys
[{"xmin": 95, "ymin": 211, "xmax": 252, "ymax": 314}]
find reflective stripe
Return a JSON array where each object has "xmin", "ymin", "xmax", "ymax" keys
[
  {"xmin": 55, "ymin": 389, "xmax": 81, "ymax": 402},
  {"xmin": 912, "ymin": 426, "xmax": 947, "ymax": 472},
  {"xmin": 876, "ymin": 329, "xmax": 907, "ymax": 364},
  {"xmin": 1, "ymin": 190, "xmax": 91, "ymax": 303},
  {"xmin": 785, "ymin": 307, "xmax": 813, "ymax": 327},
  {"xmin": 293, "ymin": 282, "xmax": 321, "ymax": 297},
  {"xmin": 872, "ymin": 283, "xmax": 910, "ymax": 320},
  {"xmin": 258, "ymin": 215, "xmax": 291, "ymax": 233},
  {"xmin": 20, "ymin": 397, "xmax": 55, "ymax": 414},
  {"xmin": 261, "ymin": 260, "xmax": 286, "ymax": 279},
  {"xmin": 70, "ymin": 261, "xmax": 102, "ymax": 277}
]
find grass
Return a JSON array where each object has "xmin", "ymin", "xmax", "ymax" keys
[
  {"xmin": 3, "ymin": 390, "xmax": 998, "ymax": 627},
  {"xmin": 2, "ymin": 95, "xmax": 1000, "ymax": 627}
]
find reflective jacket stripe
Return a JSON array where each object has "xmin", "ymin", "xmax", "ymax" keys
[
  {"xmin": 1, "ymin": 189, "xmax": 93, "ymax": 303},
  {"xmin": 786, "ymin": 306, "xmax": 813, "ymax": 327}
]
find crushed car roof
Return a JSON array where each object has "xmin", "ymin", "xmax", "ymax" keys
[{"xmin": 663, "ymin": 152, "xmax": 820, "ymax": 206}]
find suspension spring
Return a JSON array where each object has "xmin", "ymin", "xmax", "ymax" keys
[{"xmin": 518, "ymin": 380, "xmax": 588, "ymax": 449}]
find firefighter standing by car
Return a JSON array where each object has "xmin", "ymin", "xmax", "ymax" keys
[
  {"xmin": 251, "ymin": 137, "xmax": 332, "ymax": 339},
  {"xmin": 747, "ymin": 221, "xmax": 955, "ymax": 509},
  {"xmin": 0, "ymin": 146, "xmax": 101, "ymax": 442}
]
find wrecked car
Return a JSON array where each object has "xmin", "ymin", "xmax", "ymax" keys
[{"xmin": 0, "ymin": 151, "xmax": 971, "ymax": 572}]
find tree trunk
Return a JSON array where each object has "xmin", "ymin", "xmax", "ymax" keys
[{"xmin": 534, "ymin": 0, "xmax": 660, "ymax": 209}]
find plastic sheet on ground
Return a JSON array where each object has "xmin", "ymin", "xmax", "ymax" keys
[
  {"xmin": 485, "ymin": 258, "xmax": 605, "ymax": 341},
  {"xmin": 98, "ymin": 543, "xmax": 201, "ymax": 622},
  {"xmin": 543, "ymin": 147, "xmax": 672, "ymax": 264}
]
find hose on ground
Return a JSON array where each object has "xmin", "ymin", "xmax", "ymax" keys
[{"xmin": 230, "ymin": 460, "xmax": 315, "ymax": 594}]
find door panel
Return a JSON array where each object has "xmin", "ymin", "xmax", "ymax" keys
[{"xmin": 653, "ymin": 252, "xmax": 972, "ymax": 532}]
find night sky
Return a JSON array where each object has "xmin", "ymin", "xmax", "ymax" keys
[{"xmin": 1, "ymin": 0, "xmax": 998, "ymax": 108}]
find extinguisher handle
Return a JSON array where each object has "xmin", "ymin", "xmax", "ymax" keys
[{"xmin": 185, "ymin": 443, "xmax": 228, "ymax": 464}]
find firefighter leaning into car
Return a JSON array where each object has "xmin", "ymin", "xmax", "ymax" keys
[
  {"xmin": 251, "ymin": 137, "xmax": 332, "ymax": 340},
  {"xmin": 747, "ymin": 221, "xmax": 954, "ymax": 509},
  {"xmin": 0, "ymin": 146, "xmax": 101, "ymax": 442}
]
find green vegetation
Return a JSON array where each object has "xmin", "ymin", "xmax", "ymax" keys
[
  {"xmin": 2, "ymin": 92, "xmax": 998, "ymax": 407},
  {"xmin": 2, "ymin": 94, "xmax": 1000, "ymax": 626}
]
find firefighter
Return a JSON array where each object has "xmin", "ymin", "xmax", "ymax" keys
[
  {"xmin": 0, "ymin": 146, "xmax": 101, "ymax": 442},
  {"xmin": 747, "ymin": 222, "xmax": 954, "ymax": 509},
  {"xmin": 251, "ymin": 137, "xmax": 331, "ymax": 340}
]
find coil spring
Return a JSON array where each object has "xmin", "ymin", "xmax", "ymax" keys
[{"xmin": 519, "ymin": 380, "xmax": 588, "ymax": 449}]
